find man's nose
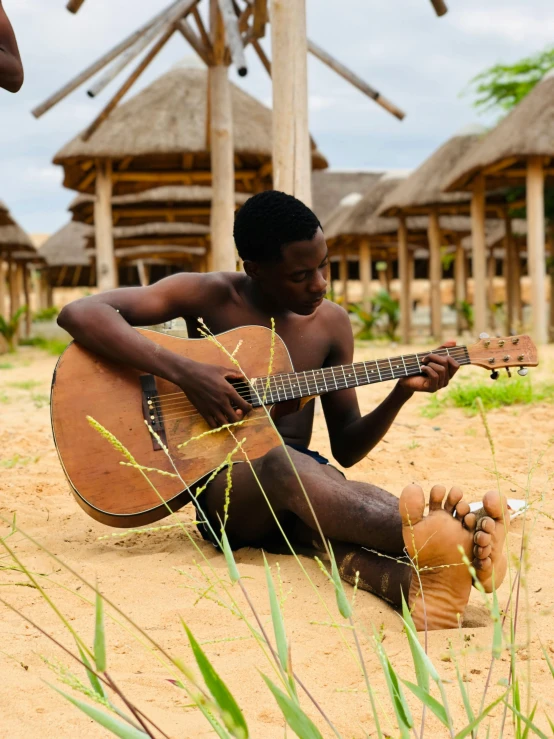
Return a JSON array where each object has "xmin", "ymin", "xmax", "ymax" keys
[{"xmin": 310, "ymin": 271, "xmax": 327, "ymax": 293}]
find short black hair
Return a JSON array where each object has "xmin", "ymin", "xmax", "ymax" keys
[{"xmin": 233, "ymin": 190, "xmax": 321, "ymax": 262}]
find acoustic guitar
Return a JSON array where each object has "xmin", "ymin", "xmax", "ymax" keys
[{"xmin": 50, "ymin": 326, "xmax": 538, "ymax": 528}]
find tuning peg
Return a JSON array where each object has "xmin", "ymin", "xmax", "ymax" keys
[
  {"xmin": 490, "ymin": 370, "xmax": 499, "ymax": 380},
  {"xmin": 517, "ymin": 367, "xmax": 528, "ymax": 377},
  {"xmin": 505, "ymin": 367, "xmax": 512, "ymax": 378},
  {"xmin": 479, "ymin": 332, "xmax": 490, "ymax": 340}
]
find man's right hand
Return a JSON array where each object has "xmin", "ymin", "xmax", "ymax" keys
[{"xmin": 176, "ymin": 361, "xmax": 253, "ymax": 429}]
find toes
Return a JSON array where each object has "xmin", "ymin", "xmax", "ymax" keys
[
  {"xmin": 444, "ymin": 486, "xmax": 464, "ymax": 514},
  {"xmin": 454, "ymin": 500, "xmax": 471, "ymax": 519},
  {"xmin": 475, "ymin": 530, "xmax": 491, "ymax": 547},
  {"xmin": 474, "ymin": 544, "xmax": 492, "ymax": 559},
  {"xmin": 473, "ymin": 555, "xmax": 492, "ymax": 572},
  {"xmin": 482, "ymin": 490, "xmax": 508, "ymax": 522},
  {"xmin": 477, "ymin": 516, "xmax": 495, "ymax": 534},
  {"xmin": 463, "ymin": 512, "xmax": 477, "ymax": 531},
  {"xmin": 429, "ymin": 484, "xmax": 446, "ymax": 511},
  {"xmin": 400, "ymin": 484, "xmax": 425, "ymax": 527}
]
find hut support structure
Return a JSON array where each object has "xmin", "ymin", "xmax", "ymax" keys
[
  {"xmin": 0, "ymin": 258, "xmax": 5, "ymax": 318},
  {"xmin": 270, "ymin": 0, "xmax": 312, "ymax": 206},
  {"xmin": 526, "ymin": 156, "xmax": 547, "ymax": 344},
  {"xmin": 427, "ymin": 210, "xmax": 442, "ymax": 341},
  {"xmin": 95, "ymin": 160, "xmax": 118, "ymax": 291},
  {"xmin": 470, "ymin": 173, "xmax": 487, "ymax": 337},
  {"xmin": 398, "ymin": 217, "xmax": 411, "ymax": 343},
  {"xmin": 339, "ymin": 246, "xmax": 348, "ymax": 306},
  {"xmin": 454, "ymin": 240, "xmax": 466, "ymax": 334},
  {"xmin": 22, "ymin": 265, "xmax": 32, "ymax": 338},
  {"xmin": 359, "ymin": 237, "xmax": 371, "ymax": 314}
]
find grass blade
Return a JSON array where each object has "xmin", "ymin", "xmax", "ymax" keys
[
  {"xmin": 94, "ymin": 589, "xmax": 106, "ymax": 673},
  {"xmin": 402, "ymin": 679, "xmax": 449, "ymax": 727},
  {"xmin": 197, "ymin": 701, "xmax": 233, "ymax": 739},
  {"xmin": 540, "ymin": 643, "xmax": 554, "ymax": 679},
  {"xmin": 521, "ymin": 702, "xmax": 537, "ymax": 739},
  {"xmin": 454, "ymin": 691, "xmax": 507, "ymax": 739},
  {"xmin": 263, "ymin": 555, "xmax": 289, "ymax": 675},
  {"xmin": 450, "ymin": 649, "xmax": 474, "ymax": 728},
  {"xmin": 50, "ymin": 684, "xmax": 148, "ymax": 738},
  {"xmin": 77, "ymin": 642, "xmax": 107, "ymax": 699},
  {"xmin": 490, "ymin": 578, "xmax": 502, "ymax": 660},
  {"xmin": 221, "ymin": 530, "xmax": 240, "ymax": 584},
  {"xmin": 261, "ymin": 674, "xmax": 323, "ymax": 739},
  {"xmin": 329, "ymin": 542, "xmax": 352, "ymax": 619},
  {"xmin": 374, "ymin": 634, "xmax": 412, "ymax": 738},
  {"xmin": 400, "ymin": 592, "xmax": 430, "ymax": 692},
  {"xmin": 183, "ymin": 621, "xmax": 248, "ymax": 738},
  {"xmin": 504, "ymin": 701, "xmax": 549, "ymax": 739}
]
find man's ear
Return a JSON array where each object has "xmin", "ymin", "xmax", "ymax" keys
[{"xmin": 242, "ymin": 260, "xmax": 259, "ymax": 279}]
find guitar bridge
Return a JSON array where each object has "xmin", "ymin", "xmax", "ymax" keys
[{"xmin": 140, "ymin": 375, "xmax": 167, "ymax": 451}]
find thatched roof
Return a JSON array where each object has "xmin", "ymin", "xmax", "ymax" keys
[
  {"xmin": 0, "ymin": 200, "xmax": 14, "ymax": 227},
  {"xmin": 0, "ymin": 223, "xmax": 35, "ymax": 253},
  {"xmin": 461, "ymin": 218, "xmax": 527, "ymax": 251},
  {"xmin": 69, "ymin": 186, "xmax": 251, "ymax": 226},
  {"xmin": 54, "ymin": 65, "xmax": 328, "ymax": 195},
  {"xmin": 379, "ymin": 125, "xmax": 488, "ymax": 216},
  {"xmin": 85, "ymin": 221, "xmax": 210, "ymax": 252},
  {"xmin": 445, "ymin": 75, "xmax": 554, "ymax": 191},
  {"xmin": 312, "ymin": 170, "xmax": 383, "ymax": 219},
  {"xmin": 39, "ymin": 222, "xmax": 92, "ymax": 267}
]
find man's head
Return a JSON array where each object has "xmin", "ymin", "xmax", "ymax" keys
[{"xmin": 234, "ymin": 190, "xmax": 328, "ymax": 315}]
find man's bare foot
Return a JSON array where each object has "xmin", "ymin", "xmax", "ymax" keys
[
  {"xmin": 400, "ymin": 483, "xmax": 474, "ymax": 630},
  {"xmin": 462, "ymin": 491, "xmax": 509, "ymax": 593}
]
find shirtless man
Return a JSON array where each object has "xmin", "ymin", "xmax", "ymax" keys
[
  {"xmin": 0, "ymin": 1, "xmax": 23, "ymax": 92},
  {"xmin": 58, "ymin": 190, "xmax": 508, "ymax": 630}
]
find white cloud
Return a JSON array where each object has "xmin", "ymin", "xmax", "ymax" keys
[{"xmin": 456, "ymin": 8, "xmax": 554, "ymax": 43}]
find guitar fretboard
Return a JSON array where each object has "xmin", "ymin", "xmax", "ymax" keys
[{"xmin": 249, "ymin": 346, "xmax": 470, "ymax": 407}]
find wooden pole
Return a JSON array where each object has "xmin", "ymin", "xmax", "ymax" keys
[
  {"xmin": 218, "ymin": 0, "xmax": 248, "ymax": 75},
  {"xmin": 339, "ymin": 246, "xmax": 349, "ymax": 307},
  {"xmin": 66, "ymin": 0, "xmax": 87, "ymax": 13},
  {"xmin": 427, "ymin": 209, "xmax": 442, "ymax": 341},
  {"xmin": 398, "ymin": 217, "xmax": 411, "ymax": 344},
  {"xmin": 487, "ymin": 247, "xmax": 496, "ymax": 330},
  {"xmin": 270, "ymin": 0, "xmax": 312, "ymax": 206},
  {"xmin": 470, "ymin": 174, "xmax": 487, "ymax": 336},
  {"xmin": 549, "ymin": 234, "xmax": 554, "ymax": 342},
  {"xmin": 430, "ymin": 0, "xmax": 448, "ymax": 16},
  {"xmin": 307, "ymin": 40, "xmax": 405, "ymax": 121},
  {"xmin": 12, "ymin": 263, "xmax": 23, "ymax": 345},
  {"xmin": 526, "ymin": 156, "xmax": 547, "ymax": 343},
  {"xmin": 359, "ymin": 237, "xmax": 372, "ymax": 314},
  {"xmin": 0, "ymin": 256, "xmax": 5, "ymax": 318},
  {"xmin": 94, "ymin": 160, "xmax": 118, "ymax": 291},
  {"xmin": 454, "ymin": 241, "xmax": 466, "ymax": 334},
  {"xmin": 504, "ymin": 212, "xmax": 514, "ymax": 334},
  {"xmin": 22, "ymin": 265, "xmax": 31, "ymax": 338},
  {"xmin": 137, "ymin": 260, "xmax": 150, "ymax": 287},
  {"xmin": 8, "ymin": 251, "xmax": 14, "ymax": 319}
]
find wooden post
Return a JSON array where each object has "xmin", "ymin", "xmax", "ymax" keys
[
  {"xmin": 8, "ymin": 251, "xmax": 15, "ymax": 319},
  {"xmin": 359, "ymin": 237, "xmax": 371, "ymax": 313},
  {"xmin": 427, "ymin": 209, "xmax": 442, "ymax": 341},
  {"xmin": 339, "ymin": 246, "xmax": 349, "ymax": 307},
  {"xmin": 0, "ymin": 257, "xmax": 5, "ymax": 318},
  {"xmin": 454, "ymin": 241, "xmax": 466, "ymax": 334},
  {"xmin": 470, "ymin": 174, "xmax": 487, "ymax": 337},
  {"xmin": 526, "ymin": 156, "xmax": 547, "ymax": 343},
  {"xmin": 137, "ymin": 260, "xmax": 150, "ymax": 287},
  {"xmin": 270, "ymin": 0, "xmax": 312, "ymax": 206},
  {"xmin": 12, "ymin": 263, "xmax": 23, "ymax": 345},
  {"xmin": 548, "ymin": 233, "xmax": 554, "ymax": 342},
  {"xmin": 487, "ymin": 247, "xmax": 496, "ymax": 330},
  {"xmin": 504, "ymin": 212, "xmax": 514, "ymax": 334},
  {"xmin": 94, "ymin": 160, "xmax": 118, "ymax": 291},
  {"xmin": 398, "ymin": 217, "xmax": 411, "ymax": 343},
  {"xmin": 22, "ymin": 265, "xmax": 32, "ymax": 338}
]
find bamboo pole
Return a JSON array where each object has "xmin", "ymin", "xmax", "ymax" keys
[
  {"xmin": 359, "ymin": 238, "xmax": 372, "ymax": 314},
  {"xmin": 470, "ymin": 173, "xmax": 487, "ymax": 336},
  {"xmin": 504, "ymin": 212, "xmax": 514, "ymax": 334},
  {"xmin": 66, "ymin": 0, "xmax": 87, "ymax": 13},
  {"xmin": 22, "ymin": 265, "xmax": 31, "ymax": 338},
  {"xmin": 398, "ymin": 217, "xmax": 411, "ymax": 343},
  {"xmin": 82, "ymin": 24, "xmax": 178, "ymax": 142},
  {"xmin": 339, "ymin": 246, "xmax": 349, "ymax": 307},
  {"xmin": 526, "ymin": 156, "xmax": 547, "ymax": 343},
  {"xmin": 308, "ymin": 39, "xmax": 405, "ymax": 121},
  {"xmin": 8, "ymin": 251, "xmax": 14, "ymax": 319},
  {"xmin": 177, "ymin": 19, "xmax": 214, "ymax": 65},
  {"xmin": 270, "ymin": 0, "xmax": 312, "ymax": 206},
  {"xmin": 0, "ymin": 256, "xmax": 5, "ymax": 318},
  {"xmin": 94, "ymin": 160, "xmax": 118, "ymax": 291},
  {"xmin": 427, "ymin": 209, "xmax": 442, "ymax": 341},
  {"xmin": 33, "ymin": 0, "xmax": 184, "ymax": 118},
  {"xmin": 430, "ymin": 0, "xmax": 448, "ymax": 16},
  {"xmin": 487, "ymin": 247, "xmax": 496, "ymax": 331},
  {"xmin": 454, "ymin": 241, "xmax": 466, "ymax": 334},
  {"xmin": 218, "ymin": 0, "xmax": 248, "ymax": 76}
]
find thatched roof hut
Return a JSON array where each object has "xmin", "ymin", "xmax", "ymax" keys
[
  {"xmin": 0, "ymin": 222, "xmax": 35, "ymax": 255},
  {"xmin": 54, "ymin": 65, "xmax": 328, "ymax": 196},
  {"xmin": 39, "ymin": 222, "xmax": 95, "ymax": 287},
  {"xmin": 379, "ymin": 125, "xmax": 488, "ymax": 216},
  {"xmin": 69, "ymin": 186, "xmax": 250, "ymax": 227},
  {"xmin": 0, "ymin": 200, "xmax": 15, "ymax": 228},
  {"xmin": 312, "ymin": 170, "xmax": 383, "ymax": 219},
  {"xmin": 445, "ymin": 76, "xmax": 554, "ymax": 192},
  {"xmin": 85, "ymin": 221, "xmax": 210, "ymax": 250}
]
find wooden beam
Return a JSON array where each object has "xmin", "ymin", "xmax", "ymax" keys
[
  {"xmin": 398, "ymin": 217, "xmax": 411, "ymax": 343},
  {"xmin": 82, "ymin": 25, "xmax": 178, "ymax": 141},
  {"xmin": 94, "ymin": 160, "xmax": 118, "ymax": 291},
  {"xmin": 429, "ymin": 0, "xmax": 448, "ymax": 16},
  {"xmin": 66, "ymin": 0, "xmax": 87, "ymax": 14},
  {"xmin": 218, "ymin": 0, "xmax": 248, "ymax": 75},
  {"xmin": 527, "ymin": 156, "xmax": 547, "ymax": 343},
  {"xmin": 210, "ymin": 0, "xmax": 227, "ymax": 65},
  {"xmin": 192, "ymin": 6, "xmax": 212, "ymax": 50},
  {"xmin": 427, "ymin": 210, "xmax": 442, "ymax": 341},
  {"xmin": 470, "ymin": 174, "xmax": 488, "ymax": 337},
  {"xmin": 308, "ymin": 39, "xmax": 405, "ymax": 121},
  {"xmin": 252, "ymin": 0, "xmax": 268, "ymax": 38},
  {"xmin": 487, "ymin": 247, "xmax": 496, "ymax": 330},
  {"xmin": 339, "ymin": 245, "xmax": 349, "ymax": 306},
  {"xmin": 454, "ymin": 241, "xmax": 467, "ymax": 334},
  {"xmin": 481, "ymin": 157, "xmax": 519, "ymax": 176},
  {"xmin": 111, "ymin": 169, "xmax": 257, "ymax": 183},
  {"xmin": 22, "ymin": 265, "xmax": 31, "ymax": 338},
  {"xmin": 359, "ymin": 237, "xmax": 372, "ymax": 314},
  {"xmin": 252, "ymin": 38, "xmax": 271, "ymax": 75},
  {"xmin": 177, "ymin": 18, "xmax": 214, "ymax": 65},
  {"xmin": 33, "ymin": 0, "xmax": 184, "ymax": 118},
  {"xmin": 72, "ymin": 265, "xmax": 83, "ymax": 287}
]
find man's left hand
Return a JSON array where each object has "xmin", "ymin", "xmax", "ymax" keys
[{"xmin": 398, "ymin": 341, "xmax": 460, "ymax": 394}]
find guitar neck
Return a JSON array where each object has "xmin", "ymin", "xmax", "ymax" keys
[{"xmin": 250, "ymin": 345, "xmax": 471, "ymax": 407}]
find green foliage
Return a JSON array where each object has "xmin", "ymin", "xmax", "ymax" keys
[
  {"xmin": 348, "ymin": 303, "xmax": 378, "ymax": 340},
  {"xmin": 0, "ymin": 454, "xmax": 40, "ymax": 469},
  {"xmin": 9, "ymin": 380, "xmax": 41, "ymax": 390},
  {"xmin": 0, "ymin": 306, "xmax": 27, "ymax": 352},
  {"xmin": 262, "ymin": 674, "xmax": 323, "ymax": 739},
  {"xmin": 33, "ymin": 306, "xmax": 60, "ymax": 322},
  {"xmin": 373, "ymin": 290, "xmax": 400, "ymax": 341},
  {"xmin": 348, "ymin": 290, "xmax": 400, "ymax": 341},
  {"xmin": 465, "ymin": 46, "xmax": 554, "ymax": 117},
  {"xmin": 18, "ymin": 336, "xmax": 70, "ymax": 356},
  {"xmin": 455, "ymin": 300, "xmax": 474, "ymax": 332},
  {"xmin": 94, "ymin": 590, "xmax": 106, "ymax": 673}
]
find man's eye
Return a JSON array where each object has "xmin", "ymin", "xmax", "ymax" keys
[{"xmin": 292, "ymin": 274, "xmax": 306, "ymax": 283}]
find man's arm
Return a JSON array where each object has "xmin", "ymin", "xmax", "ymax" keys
[
  {"xmin": 321, "ymin": 308, "xmax": 458, "ymax": 468},
  {"xmin": 0, "ymin": 2, "xmax": 23, "ymax": 93},
  {"xmin": 58, "ymin": 273, "xmax": 252, "ymax": 428}
]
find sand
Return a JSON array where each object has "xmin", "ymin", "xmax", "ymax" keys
[{"xmin": 1, "ymin": 342, "xmax": 553, "ymax": 738}]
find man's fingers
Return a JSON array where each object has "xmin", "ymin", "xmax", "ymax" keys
[
  {"xmin": 232, "ymin": 390, "xmax": 252, "ymax": 417},
  {"xmin": 425, "ymin": 362, "xmax": 446, "ymax": 388},
  {"xmin": 447, "ymin": 356, "xmax": 460, "ymax": 378},
  {"xmin": 420, "ymin": 364, "xmax": 438, "ymax": 389}
]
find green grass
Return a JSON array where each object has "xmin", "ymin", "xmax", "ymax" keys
[
  {"xmin": 18, "ymin": 337, "xmax": 70, "ymax": 356},
  {"xmin": 0, "ymin": 363, "xmax": 13, "ymax": 370},
  {"xmin": 31, "ymin": 393, "xmax": 50, "ymax": 409},
  {"xmin": 422, "ymin": 376, "xmax": 554, "ymax": 417},
  {"xmin": 0, "ymin": 454, "xmax": 40, "ymax": 469},
  {"xmin": 8, "ymin": 380, "xmax": 42, "ymax": 391},
  {"xmin": 0, "ymin": 392, "xmax": 10, "ymax": 404}
]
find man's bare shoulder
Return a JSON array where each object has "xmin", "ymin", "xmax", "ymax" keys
[{"xmin": 316, "ymin": 298, "xmax": 351, "ymax": 330}]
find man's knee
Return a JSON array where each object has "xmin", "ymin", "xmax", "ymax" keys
[{"xmin": 260, "ymin": 445, "xmax": 306, "ymax": 487}]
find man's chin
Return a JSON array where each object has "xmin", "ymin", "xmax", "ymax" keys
[{"xmin": 293, "ymin": 301, "xmax": 322, "ymax": 316}]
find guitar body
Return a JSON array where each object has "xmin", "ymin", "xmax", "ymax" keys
[{"xmin": 51, "ymin": 326, "xmax": 294, "ymax": 528}]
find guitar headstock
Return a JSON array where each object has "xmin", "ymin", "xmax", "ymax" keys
[{"xmin": 467, "ymin": 334, "xmax": 538, "ymax": 372}]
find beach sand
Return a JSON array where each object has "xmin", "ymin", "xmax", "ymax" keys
[{"xmin": 1, "ymin": 342, "xmax": 553, "ymax": 737}]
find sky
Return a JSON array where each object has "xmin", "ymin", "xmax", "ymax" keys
[{"xmin": 0, "ymin": 0, "xmax": 552, "ymax": 236}]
